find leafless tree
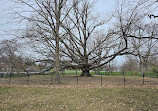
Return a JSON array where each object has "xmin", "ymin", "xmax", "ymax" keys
[
  {"xmin": 121, "ymin": 22, "xmax": 158, "ymax": 74},
  {"xmin": 114, "ymin": 0, "xmax": 158, "ymax": 40},
  {"xmin": 114, "ymin": 0, "xmax": 158, "ymax": 73},
  {"xmin": 0, "ymin": 39, "xmax": 21, "ymax": 73},
  {"xmin": 11, "ymin": 0, "xmax": 158, "ymax": 77},
  {"xmin": 59, "ymin": 0, "xmax": 130, "ymax": 76},
  {"xmin": 121, "ymin": 57, "xmax": 139, "ymax": 73},
  {"xmin": 11, "ymin": 0, "xmax": 130, "ymax": 77},
  {"xmin": 11, "ymin": 0, "xmax": 76, "ymax": 83}
]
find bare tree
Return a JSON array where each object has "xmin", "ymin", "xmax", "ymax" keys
[
  {"xmin": 122, "ymin": 22, "xmax": 158, "ymax": 74},
  {"xmin": 114, "ymin": 0, "xmax": 158, "ymax": 74},
  {"xmin": 114, "ymin": 0, "xmax": 158, "ymax": 40},
  {"xmin": 0, "ymin": 39, "xmax": 21, "ymax": 73},
  {"xmin": 59, "ymin": 0, "xmax": 129, "ymax": 76},
  {"xmin": 11, "ymin": 0, "xmax": 75, "ymax": 83},
  {"xmin": 11, "ymin": 0, "xmax": 158, "ymax": 78},
  {"xmin": 11, "ymin": 0, "xmax": 130, "ymax": 77},
  {"xmin": 121, "ymin": 57, "xmax": 138, "ymax": 73}
]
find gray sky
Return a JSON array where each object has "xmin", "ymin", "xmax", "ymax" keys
[
  {"xmin": 0, "ymin": 0, "xmax": 158, "ymax": 40},
  {"xmin": 0, "ymin": 0, "xmax": 15, "ymax": 40},
  {"xmin": 0, "ymin": 0, "xmax": 116, "ymax": 41}
]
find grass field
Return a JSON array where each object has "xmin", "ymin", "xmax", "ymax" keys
[
  {"xmin": 0, "ymin": 74, "xmax": 158, "ymax": 111},
  {"xmin": 0, "ymin": 85, "xmax": 158, "ymax": 111},
  {"xmin": 0, "ymin": 72, "xmax": 158, "ymax": 110}
]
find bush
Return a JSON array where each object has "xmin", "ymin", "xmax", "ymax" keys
[{"xmin": 151, "ymin": 66, "xmax": 158, "ymax": 73}]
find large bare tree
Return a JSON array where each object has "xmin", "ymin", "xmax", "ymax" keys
[
  {"xmin": 59, "ymin": 0, "xmax": 130, "ymax": 76},
  {"xmin": 11, "ymin": 0, "xmax": 158, "ymax": 77},
  {"xmin": 12, "ymin": 0, "xmax": 75, "ymax": 83},
  {"xmin": 11, "ymin": 0, "xmax": 130, "ymax": 77}
]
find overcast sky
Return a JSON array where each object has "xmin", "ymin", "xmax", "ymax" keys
[
  {"xmin": 0, "ymin": 0, "xmax": 14, "ymax": 40},
  {"xmin": 0, "ymin": 0, "xmax": 116, "ymax": 40},
  {"xmin": 0, "ymin": 0, "xmax": 158, "ymax": 40}
]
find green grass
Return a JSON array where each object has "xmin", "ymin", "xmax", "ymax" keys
[
  {"xmin": 0, "ymin": 85, "xmax": 158, "ymax": 111},
  {"xmin": 1, "ymin": 70, "xmax": 157, "ymax": 79},
  {"xmin": 63, "ymin": 70, "xmax": 82, "ymax": 74},
  {"xmin": 63, "ymin": 70, "xmax": 158, "ymax": 77}
]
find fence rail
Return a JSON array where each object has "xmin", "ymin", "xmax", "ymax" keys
[{"xmin": 0, "ymin": 71, "xmax": 158, "ymax": 86}]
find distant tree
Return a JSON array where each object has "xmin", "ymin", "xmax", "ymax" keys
[
  {"xmin": 128, "ymin": 23, "xmax": 158, "ymax": 73},
  {"xmin": 121, "ymin": 57, "xmax": 138, "ymax": 73},
  {"xmin": 115, "ymin": 0, "xmax": 158, "ymax": 73},
  {"xmin": 24, "ymin": 57, "xmax": 35, "ymax": 67},
  {"xmin": 0, "ymin": 39, "xmax": 21, "ymax": 73}
]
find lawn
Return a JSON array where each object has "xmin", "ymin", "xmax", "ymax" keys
[
  {"xmin": 1, "ymin": 72, "xmax": 158, "ymax": 110},
  {"xmin": 0, "ymin": 85, "xmax": 158, "ymax": 111}
]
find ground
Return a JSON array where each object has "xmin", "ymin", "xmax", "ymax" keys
[
  {"xmin": 0, "ymin": 74, "xmax": 158, "ymax": 110},
  {"xmin": 0, "ymin": 85, "xmax": 158, "ymax": 111}
]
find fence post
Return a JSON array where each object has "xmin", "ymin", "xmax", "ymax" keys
[
  {"xmin": 9, "ymin": 73, "xmax": 12, "ymax": 84},
  {"xmin": 27, "ymin": 73, "xmax": 30, "ymax": 85},
  {"xmin": 95, "ymin": 69, "xmax": 96, "ymax": 75},
  {"xmin": 123, "ymin": 72, "xmax": 126, "ymax": 85},
  {"xmin": 76, "ymin": 69, "xmax": 78, "ymax": 85},
  {"xmin": 51, "ymin": 72, "xmax": 54, "ymax": 85},
  {"xmin": 142, "ymin": 73, "xmax": 145, "ymax": 85},
  {"xmin": 101, "ymin": 73, "xmax": 103, "ymax": 86}
]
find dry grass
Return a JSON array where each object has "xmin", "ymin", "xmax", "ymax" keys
[
  {"xmin": 0, "ymin": 84, "xmax": 158, "ymax": 111},
  {"xmin": 1, "ymin": 75, "xmax": 158, "ymax": 110},
  {"xmin": 0, "ymin": 75, "xmax": 158, "ymax": 111}
]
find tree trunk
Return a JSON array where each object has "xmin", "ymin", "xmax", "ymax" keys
[
  {"xmin": 55, "ymin": 2, "xmax": 60, "ymax": 84},
  {"xmin": 55, "ymin": 39, "xmax": 60, "ymax": 84},
  {"xmin": 80, "ymin": 69, "xmax": 92, "ymax": 76}
]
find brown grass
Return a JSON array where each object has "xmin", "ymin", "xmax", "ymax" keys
[
  {"xmin": 0, "ymin": 75, "xmax": 158, "ymax": 111},
  {"xmin": 0, "ymin": 84, "xmax": 158, "ymax": 111}
]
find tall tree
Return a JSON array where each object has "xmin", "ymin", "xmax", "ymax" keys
[
  {"xmin": 115, "ymin": 0, "xmax": 158, "ymax": 73},
  {"xmin": 12, "ymin": 0, "xmax": 74, "ymax": 83},
  {"xmin": 12, "ymin": 0, "xmax": 158, "ymax": 77},
  {"xmin": 60, "ymin": 0, "xmax": 129, "ymax": 76},
  {"xmin": 12, "ymin": 0, "xmax": 129, "ymax": 77}
]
